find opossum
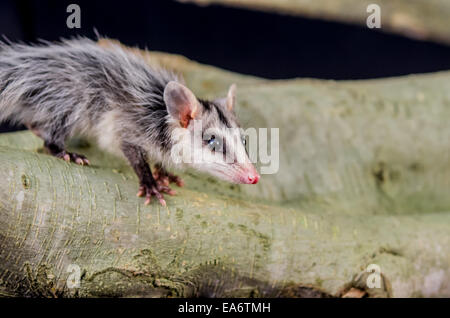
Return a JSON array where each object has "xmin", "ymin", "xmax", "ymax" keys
[{"xmin": 0, "ymin": 38, "xmax": 259, "ymax": 206}]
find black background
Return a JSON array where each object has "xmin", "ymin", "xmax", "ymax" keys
[{"xmin": 1, "ymin": 0, "xmax": 450, "ymax": 132}]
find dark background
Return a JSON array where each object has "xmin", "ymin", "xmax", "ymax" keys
[{"xmin": 1, "ymin": 0, "xmax": 450, "ymax": 132}]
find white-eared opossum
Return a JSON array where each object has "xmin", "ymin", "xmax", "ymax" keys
[{"xmin": 0, "ymin": 38, "xmax": 259, "ymax": 206}]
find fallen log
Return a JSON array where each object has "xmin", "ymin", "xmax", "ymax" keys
[{"xmin": 0, "ymin": 40, "xmax": 449, "ymax": 297}]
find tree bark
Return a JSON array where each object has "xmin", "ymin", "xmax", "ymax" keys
[{"xmin": 0, "ymin": 41, "xmax": 449, "ymax": 297}]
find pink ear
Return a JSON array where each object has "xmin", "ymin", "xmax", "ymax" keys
[
  {"xmin": 226, "ymin": 84, "xmax": 236, "ymax": 111},
  {"xmin": 164, "ymin": 81, "xmax": 199, "ymax": 128}
]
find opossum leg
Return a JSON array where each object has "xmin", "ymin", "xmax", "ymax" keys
[
  {"xmin": 25, "ymin": 123, "xmax": 43, "ymax": 139},
  {"xmin": 44, "ymin": 141, "xmax": 90, "ymax": 166},
  {"xmin": 153, "ymin": 163, "xmax": 185, "ymax": 187},
  {"xmin": 27, "ymin": 123, "xmax": 90, "ymax": 165},
  {"xmin": 121, "ymin": 143, "xmax": 175, "ymax": 206}
]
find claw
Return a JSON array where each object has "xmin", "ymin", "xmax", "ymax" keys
[
  {"xmin": 139, "ymin": 184, "xmax": 167, "ymax": 206},
  {"xmin": 137, "ymin": 187, "xmax": 145, "ymax": 197},
  {"xmin": 63, "ymin": 154, "xmax": 71, "ymax": 162},
  {"xmin": 58, "ymin": 151, "xmax": 90, "ymax": 166},
  {"xmin": 174, "ymin": 178, "xmax": 184, "ymax": 187},
  {"xmin": 157, "ymin": 185, "xmax": 176, "ymax": 196},
  {"xmin": 161, "ymin": 178, "xmax": 169, "ymax": 187},
  {"xmin": 153, "ymin": 166, "xmax": 184, "ymax": 189},
  {"xmin": 138, "ymin": 165, "xmax": 183, "ymax": 206}
]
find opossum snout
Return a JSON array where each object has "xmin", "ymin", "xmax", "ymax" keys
[
  {"xmin": 237, "ymin": 166, "xmax": 260, "ymax": 184},
  {"xmin": 248, "ymin": 174, "xmax": 260, "ymax": 184}
]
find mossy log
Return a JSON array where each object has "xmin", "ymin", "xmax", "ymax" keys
[
  {"xmin": 0, "ymin": 41, "xmax": 449, "ymax": 297},
  {"xmin": 181, "ymin": 0, "xmax": 450, "ymax": 45}
]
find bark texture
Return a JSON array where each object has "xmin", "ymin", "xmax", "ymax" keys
[{"xmin": 0, "ymin": 40, "xmax": 449, "ymax": 297}]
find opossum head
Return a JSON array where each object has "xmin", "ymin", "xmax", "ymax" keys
[{"xmin": 164, "ymin": 81, "xmax": 259, "ymax": 184}]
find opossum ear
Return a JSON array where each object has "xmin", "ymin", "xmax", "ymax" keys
[
  {"xmin": 215, "ymin": 84, "xmax": 236, "ymax": 112},
  {"xmin": 164, "ymin": 81, "xmax": 200, "ymax": 128},
  {"xmin": 226, "ymin": 84, "xmax": 236, "ymax": 111}
]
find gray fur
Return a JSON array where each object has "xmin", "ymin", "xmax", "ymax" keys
[
  {"xmin": 0, "ymin": 38, "xmax": 181, "ymax": 162},
  {"xmin": 0, "ymin": 37, "xmax": 256, "ymax": 189},
  {"xmin": 0, "ymin": 39, "xmax": 186, "ymax": 158}
]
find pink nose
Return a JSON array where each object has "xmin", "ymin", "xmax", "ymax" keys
[{"xmin": 248, "ymin": 173, "xmax": 260, "ymax": 184}]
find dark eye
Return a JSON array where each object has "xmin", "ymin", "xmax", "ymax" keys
[
  {"xmin": 207, "ymin": 135, "xmax": 222, "ymax": 151},
  {"xmin": 241, "ymin": 135, "xmax": 246, "ymax": 146},
  {"xmin": 241, "ymin": 135, "xmax": 248, "ymax": 154}
]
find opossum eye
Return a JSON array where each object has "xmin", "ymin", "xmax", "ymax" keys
[
  {"xmin": 241, "ymin": 135, "xmax": 248, "ymax": 154},
  {"xmin": 241, "ymin": 135, "xmax": 246, "ymax": 146},
  {"xmin": 207, "ymin": 135, "xmax": 223, "ymax": 152}
]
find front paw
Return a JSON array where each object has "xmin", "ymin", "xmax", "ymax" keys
[
  {"xmin": 153, "ymin": 167, "xmax": 184, "ymax": 188},
  {"xmin": 137, "ymin": 182, "xmax": 176, "ymax": 206}
]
